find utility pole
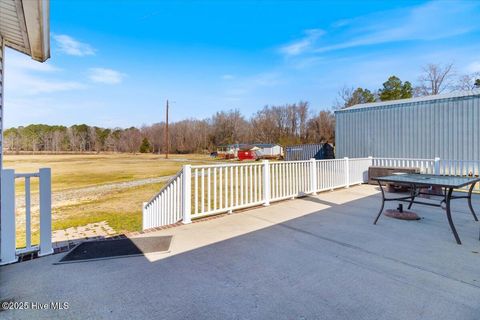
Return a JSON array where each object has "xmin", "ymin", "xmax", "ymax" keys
[{"xmin": 165, "ymin": 99, "xmax": 169, "ymax": 159}]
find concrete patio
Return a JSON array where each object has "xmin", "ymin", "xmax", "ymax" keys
[{"xmin": 2, "ymin": 184, "xmax": 480, "ymax": 319}]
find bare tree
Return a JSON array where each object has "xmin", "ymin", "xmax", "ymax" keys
[
  {"xmin": 335, "ymin": 86, "xmax": 376, "ymax": 109},
  {"xmin": 307, "ymin": 110, "xmax": 335, "ymax": 143},
  {"xmin": 209, "ymin": 110, "xmax": 249, "ymax": 146},
  {"xmin": 142, "ymin": 123, "xmax": 165, "ymax": 154},
  {"xmin": 417, "ymin": 63, "xmax": 455, "ymax": 96},
  {"xmin": 456, "ymin": 72, "xmax": 480, "ymax": 91},
  {"xmin": 334, "ymin": 86, "xmax": 354, "ymax": 109}
]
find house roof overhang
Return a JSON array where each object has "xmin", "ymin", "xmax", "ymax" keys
[{"xmin": 0, "ymin": 0, "xmax": 50, "ymax": 61}]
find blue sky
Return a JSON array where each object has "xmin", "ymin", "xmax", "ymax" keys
[{"xmin": 4, "ymin": 0, "xmax": 480, "ymax": 128}]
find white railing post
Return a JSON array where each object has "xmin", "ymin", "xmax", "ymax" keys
[
  {"xmin": 344, "ymin": 157, "xmax": 350, "ymax": 188},
  {"xmin": 366, "ymin": 156, "xmax": 374, "ymax": 183},
  {"xmin": 182, "ymin": 165, "xmax": 192, "ymax": 224},
  {"xmin": 142, "ymin": 202, "xmax": 148, "ymax": 230},
  {"xmin": 0, "ymin": 169, "xmax": 17, "ymax": 265},
  {"xmin": 262, "ymin": 160, "xmax": 270, "ymax": 206},
  {"xmin": 39, "ymin": 168, "xmax": 53, "ymax": 256},
  {"xmin": 434, "ymin": 157, "xmax": 441, "ymax": 175},
  {"xmin": 25, "ymin": 176, "xmax": 31, "ymax": 251},
  {"xmin": 310, "ymin": 158, "xmax": 317, "ymax": 195}
]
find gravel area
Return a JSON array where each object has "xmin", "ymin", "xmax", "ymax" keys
[{"xmin": 16, "ymin": 175, "xmax": 174, "ymax": 211}]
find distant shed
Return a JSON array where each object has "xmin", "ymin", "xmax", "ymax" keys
[
  {"xmin": 335, "ymin": 91, "xmax": 480, "ymax": 161},
  {"xmin": 285, "ymin": 144, "xmax": 334, "ymax": 161},
  {"xmin": 254, "ymin": 143, "xmax": 283, "ymax": 157}
]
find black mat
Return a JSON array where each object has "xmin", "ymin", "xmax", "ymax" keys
[{"xmin": 57, "ymin": 236, "xmax": 172, "ymax": 263}]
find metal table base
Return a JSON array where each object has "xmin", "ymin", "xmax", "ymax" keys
[{"xmin": 373, "ymin": 181, "xmax": 478, "ymax": 245}]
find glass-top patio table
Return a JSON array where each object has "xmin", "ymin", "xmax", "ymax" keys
[{"xmin": 372, "ymin": 174, "xmax": 480, "ymax": 244}]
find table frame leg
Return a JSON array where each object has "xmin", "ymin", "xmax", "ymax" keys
[
  {"xmin": 373, "ymin": 180, "xmax": 386, "ymax": 225},
  {"xmin": 467, "ymin": 182, "xmax": 478, "ymax": 222},
  {"xmin": 407, "ymin": 183, "xmax": 417, "ymax": 210},
  {"xmin": 445, "ymin": 187, "xmax": 462, "ymax": 245}
]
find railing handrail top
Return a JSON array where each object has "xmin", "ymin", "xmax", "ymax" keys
[
  {"xmin": 144, "ymin": 170, "xmax": 183, "ymax": 207},
  {"xmin": 273, "ymin": 160, "xmax": 311, "ymax": 164},
  {"xmin": 373, "ymin": 157, "xmax": 434, "ymax": 161},
  {"xmin": 191, "ymin": 162, "xmax": 264, "ymax": 169},
  {"xmin": 440, "ymin": 159, "xmax": 479, "ymax": 162},
  {"xmin": 14, "ymin": 173, "xmax": 40, "ymax": 178}
]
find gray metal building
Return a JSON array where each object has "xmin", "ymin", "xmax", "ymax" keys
[
  {"xmin": 335, "ymin": 91, "xmax": 480, "ymax": 160},
  {"xmin": 285, "ymin": 144, "xmax": 334, "ymax": 161}
]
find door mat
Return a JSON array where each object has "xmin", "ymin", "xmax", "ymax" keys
[{"xmin": 56, "ymin": 236, "xmax": 172, "ymax": 264}]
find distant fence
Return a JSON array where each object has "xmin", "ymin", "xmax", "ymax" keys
[{"xmin": 142, "ymin": 157, "xmax": 480, "ymax": 230}]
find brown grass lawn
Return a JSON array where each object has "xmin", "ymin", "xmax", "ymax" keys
[
  {"xmin": 4, "ymin": 153, "xmax": 216, "ymax": 247},
  {"xmin": 5, "ymin": 153, "xmax": 213, "ymax": 193}
]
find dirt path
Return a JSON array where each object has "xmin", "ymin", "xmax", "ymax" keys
[{"xmin": 16, "ymin": 175, "xmax": 174, "ymax": 210}]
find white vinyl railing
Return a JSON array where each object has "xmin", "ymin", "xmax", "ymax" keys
[
  {"xmin": 1, "ymin": 168, "xmax": 53, "ymax": 265},
  {"xmin": 372, "ymin": 157, "xmax": 436, "ymax": 174},
  {"xmin": 142, "ymin": 156, "xmax": 480, "ymax": 230},
  {"xmin": 270, "ymin": 160, "xmax": 312, "ymax": 201},
  {"xmin": 142, "ymin": 170, "xmax": 183, "ymax": 230},
  {"xmin": 191, "ymin": 162, "xmax": 265, "ymax": 219},
  {"xmin": 348, "ymin": 157, "xmax": 374, "ymax": 185},
  {"xmin": 142, "ymin": 157, "xmax": 373, "ymax": 230},
  {"xmin": 317, "ymin": 158, "xmax": 348, "ymax": 191},
  {"xmin": 439, "ymin": 160, "xmax": 480, "ymax": 177},
  {"xmin": 372, "ymin": 157, "xmax": 480, "ymax": 190}
]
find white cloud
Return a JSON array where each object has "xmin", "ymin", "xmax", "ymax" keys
[
  {"xmin": 251, "ymin": 72, "xmax": 282, "ymax": 87},
  {"xmin": 221, "ymin": 74, "xmax": 235, "ymax": 80},
  {"xmin": 4, "ymin": 50, "xmax": 86, "ymax": 95},
  {"xmin": 53, "ymin": 34, "xmax": 95, "ymax": 56},
  {"xmin": 88, "ymin": 68, "xmax": 126, "ymax": 84},
  {"xmin": 8, "ymin": 52, "xmax": 60, "ymax": 72},
  {"xmin": 319, "ymin": 2, "xmax": 477, "ymax": 53},
  {"xmin": 467, "ymin": 61, "xmax": 480, "ymax": 73},
  {"xmin": 279, "ymin": 29, "xmax": 325, "ymax": 56},
  {"xmin": 223, "ymin": 71, "xmax": 283, "ymax": 99},
  {"xmin": 6, "ymin": 71, "xmax": 85, "ymax": 95},
  {"xmin": 279, "ymin": 1, "xmax": 479, "ymax": 57}
]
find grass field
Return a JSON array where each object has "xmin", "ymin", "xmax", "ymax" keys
[
  {"xmin": 4, "ymin": 153, "xmax": 215, "ymax": 247},
  {"xmin": 5, "ymin": 153, "xmax": 210, "ymax": 193}
]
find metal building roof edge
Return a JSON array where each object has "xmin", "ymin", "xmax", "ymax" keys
[{"xmin": 335, "ymin": 90, "xmax": 480, "ymax": 114}]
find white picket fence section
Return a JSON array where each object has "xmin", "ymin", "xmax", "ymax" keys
[
  {"xmin": 270, "ymin": 160, "xmax": 312, "ymax": 201},
  {"xmin": 191, "ymin": 162, "xmax": 265, "ymax": 219},
  {"xmin": 439, "ymin": 160, "xmax": 480, "ymax": 177},
  {"xmin": 348, "ymin": 157, "xmax": 374, "ymax": 185},
  {"xmin": 1, "ymin": 168, "xmax": 53, "ymax": 265},
  {"xmin": 372, "ymin": 157, "xmax": 436, "ymax": 174},
  {"xmin": 142, "ymin": 171, "xmax": 183, "ymax": 230},
  {"xmin": 372, "ymin": 157, "xmax": 480, "ymax": 191},
  {"xmin": 142, "ymin": 157, "xmax": 373, "ymax": 230},
  {"xmin": 316, "ymin": 159, "xmax": 347, "ymax": 191},
  {"xmin": 142, "ymin": 156, "xmax": 480, "ymax": 230}
]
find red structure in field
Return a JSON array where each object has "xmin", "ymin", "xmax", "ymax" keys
[{"xmin": 238, "ymin": 149, "xmax": 257, "ymax": 161}]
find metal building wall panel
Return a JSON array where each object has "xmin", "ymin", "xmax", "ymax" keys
[
  {"xmin": 335, "ymin": 93, "xmax": 480, "ymax": 161},
  {"xmin": 285, "ymin": 144, "xmax": 334, "ymax": 161}
]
